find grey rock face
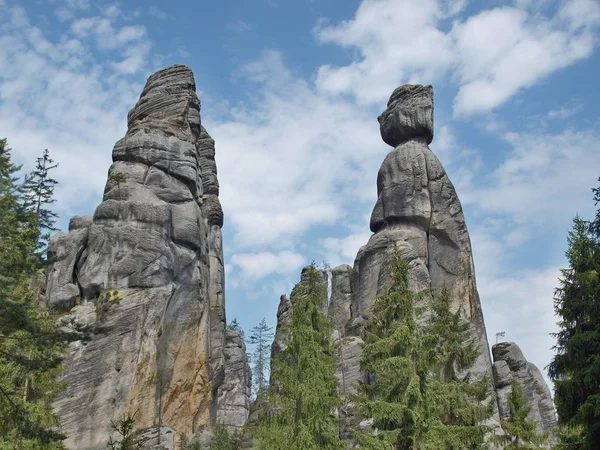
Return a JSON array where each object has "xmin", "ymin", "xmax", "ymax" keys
[
  {"xmin": 328, "ymin": 265, "xmax": 353, "ymax": 333},
  {"xmin": 492, "ymin": 342, "xmax": 557, "ymax": 446},
  {"xmin": 378, "ymin": 84, "xmax": 433, "ymax": 148},
  {"xmin": 216, "ymin": 330, "xmax": 252, "ymax": 432},
  {"xmin": 46, "ymin": 65, "xmax": 247, "ymax": 449}
]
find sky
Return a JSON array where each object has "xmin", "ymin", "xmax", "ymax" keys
[{"xmin": 1, "ymin": 0, "xmax": 600, "ymax": 390}]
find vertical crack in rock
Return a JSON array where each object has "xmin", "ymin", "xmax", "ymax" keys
[{"xmin": 46, "ymin": 65, "xmax": 248, "ymax": 449}]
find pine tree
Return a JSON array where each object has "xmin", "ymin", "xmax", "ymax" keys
[
  {"xmin": 107, "ymin": 414, "xmax": 143, "ymax": 450},
  {"xmin": 249, "ymin": 318, "xmax": 274, "ymax": 397},
  {"xmin": 210, "ymin": 424, "xmax": 241, "ymax": 450},
  {"xmin": 21, "ymin": 148, "xmax": 58, "ymax": 268},
  {"xmin": 549, "ymin": 178, "xmax": 600, "ymax": 449},
  {"xmin": 0, "ymin": 139, "xmax": 68, "ymax": 448},
  {"xmin": 227, "ymin": 318, "xmax": 245, "ymax": 339},
  {"xmin": 353, "ymin": 247, "xmax": 491, "ymax": 449},
  {"xmin": 494, "ymin": 379, "xmax": 549, "ymax": 449},
  {"xmin": 253, "ymin": 264, "xmax": 344, "ymax": 450}
]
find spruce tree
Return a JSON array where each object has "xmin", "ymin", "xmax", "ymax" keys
[
  {"xmin": 493, "ymin": 379, "xmax": 549, "ymax": 450},
  {"xmin": 0, "ymin": 139, "xmax": 68, "ymax": 448},
  {"xmin": 227, "ymin": 318, "xmax": 245, "ymax": 339},
  {"xmin": 549, "ymin": 178, "xmax": 600, "ymax": 449},
  {"xmin": 353, "ymin": 248, "xmax": 491, "ymax": 449},
  {"xmin": 253, "ymin": 264, "xmax": 344, "ymax": 450},
  {"xmin": 21, "ymin": 148, "xmax": 58, "ymax": 268},
  {"xmin": 249, "ymin": 318, "xmax": 274, "ymax": 397}
]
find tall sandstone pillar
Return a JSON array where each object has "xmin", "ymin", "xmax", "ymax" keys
[
  {"xmin": 46, "ymin": 65, "xmax": 248, "ymax": 449},
  {"xmin": 329, "ymin": 84, "xmax": 501, "ymax": 429}
]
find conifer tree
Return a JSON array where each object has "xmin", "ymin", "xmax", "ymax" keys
[
  {"xmin": 353, "ymin": 247, "xmax": 491, "ymax": 449},
  {"xmin": 549, "ymin": 178, "xmax": 600, "ymax": 449},
  {"xmin": 0, "ymin": 138, "xmax": 68, "ymax": 448},
  {"xmin": 493, "ymin": 379, "xmax": 549, "ymax": 450},
  {"xmin": 227, "ymin": 318, "xmax": 245, "ymax": 339},
  {"xmin": 21, "ymin": 148, "xmax": 58, "ymax": 268},
  {"xmin": 253, "ymin": 264, "xmax": 344, "ymax": 450},
  {"xmin": 249, "ymin": 318, "xmax": 274, "ymax": 397}
]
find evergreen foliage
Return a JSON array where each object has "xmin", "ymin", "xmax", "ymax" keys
[
  {"xmin": 227, "ymin": 318, "xmax": 245, "ymax": 339},
  {"xmin": 549, "ymin": 177, "xmax": 600, "ymax": 449},
  {"xmin": 210, "ymin": 424, "xmax": 241, "ymax": 450},
  {"xmin": 106, "ymin": 414, "xmax": 143, "ymax": 450},
  {"xmin": 253, "ymin": 264, "xmax": 344, "ymax": 450},
  {"xmin": 249, "ymin": 318, "xmax": 274, "ymax": 397},
  {"xmin": 493, "ymin": 379, "xmax": 548, "ymax": 449},
  {"xmin": 21, "ymin": 148, "xmax": 58, "ymax": 268},
  {"xmin": 353, "ymin": 247, "xmax": 492, "ymax": 449},
  {"xmin": 0, "ymin": 139, "xmax": 68, "ymax": 449}
]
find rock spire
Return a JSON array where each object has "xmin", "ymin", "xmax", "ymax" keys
[
  {"xmin": 324, "ymin": 84, "xmax": 509, "ymax": 440},
  {"xmin": 46, "ymin": 65, "xmax": 248, "ymax": 449}
]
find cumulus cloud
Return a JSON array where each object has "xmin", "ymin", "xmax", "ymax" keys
[
  {"xmin": 321, "ymin": 232, "xmax": 372, "ymax": 268},
  {"xmin": 0, "ymin": 3, "xmax": 150, "ymax": 223},
  {"xmin": 468, "ymin": 128, "xmax": 600, "ymax": 225},
  {"xmin": 231, "ymin": 250, "xmax": 305, "ymax": 280},
  {"xmin": 313, "ymin": 0, "xmax": 600, "ymax": 116},
  {"xmin": 207, "ymin": 50, "xmax": 383, "ymax": 249}
]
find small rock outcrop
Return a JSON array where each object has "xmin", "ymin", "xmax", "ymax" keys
[
  {"xmin": 492, "ymin": 342, "xmax": 557, "ymax": 446},
  {"xmin": 46, "ymin": 65, "xmax": 248, "ymax": 449},
  {"xmin": 216, "ymin": 330, "xmax": 252, "ymax": 432}
]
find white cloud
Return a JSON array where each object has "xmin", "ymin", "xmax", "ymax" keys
[
  {"xmin": 480, "ymin": 265, "xmax": 561, "ymax": 388},
  {"xmin": 148, "ymin": 6, "xmax": 168, "ymax": 20},
  {"xmin": 468, "ymin": 128, "xmax": 600, "ymax": 225},
  {"xmin": 231, "ymin": 250, "xmax": 305, "ymax": 280},
  {"xmin": 452, "ymin": 3, "xmax": 599, "ymax": 117},
  {"xmin": 208, "ymin": 50, "xmax": 383, "ymax": 249},
  {"xmin": 314, "ymin": 0, "xmax": 456, "ymax": 105},
  {"xmin": 547, "ymin": 101, "xmax": 585, "ymax": 120},
  {"xmin": 0, "ymin": 3, "xmax": 149, "ymax": 222},
  {"xmin": 321, "ymin": 232, "xmax": 372, "ymax": 268},
  {"xmin": 312, "ymin": 0, "xmax": 600, "ymax": 116}
]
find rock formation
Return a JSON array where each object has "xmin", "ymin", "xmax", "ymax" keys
[
  {"xmin": 322, "ymin": 84, "xmax": 558, "ymax": 445},
  {"xmin": 328, "ymin": 84, "xmax": 499, "ymax": 424},
  {"xmin": 492, "ymin": 342, "xmax": 557, "ymax": 446},
  {"xmin": 216, "ymin": 330, "xmax": 252, "ymax": 433},
  {"xmin": 46, "ymin": 65, "xmax": 248, "ymax": 449}
]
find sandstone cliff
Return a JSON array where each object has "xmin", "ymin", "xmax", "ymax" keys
[{"xmin": 46, "ymin": 65, "xmax": 249, "ymax": 449}]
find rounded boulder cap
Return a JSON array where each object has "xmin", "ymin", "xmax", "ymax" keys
[{"xmin": 377, "ymin": 84, "xmax": 434, "ymax": 147}]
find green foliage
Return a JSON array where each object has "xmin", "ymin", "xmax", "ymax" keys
[
  {"xmin": 249, "ymin": 318, "xmax": 274, "ymax": 397},
  {"xmin": 253, "ymin": 264, "xmax": 344, "ymax": 450},
  {"xmin": 21, "ymin": 148, "xmax": 58, "ymax": 268},
  {"xmin": 227, "ymin": 318, "xmax": 245, "ymax": 339},
  {"xmin": 95, "ymin": 289, "xmax": 123, "ymax": 322},
  {"xmin": 107, "ymin": 414, "xmax": 143, "ymax": 450},
  {"xmin": 0, "ymin": 139, "xmax": 68, "ymax": 448},
  {"xmin": 353, "ymin": 247, "xmax": 492, "ymax": 449},
  {"xmin": 108, "ymin": 171, "xmax": 127, "ymax": 201},
  {"xmin": 555, "ymin": 424, "xmax": 586, "ymax": 450},
  {"xmin": 493, "ymin": 379, "xmax": 549, "ymax": 449},
  {"xmin": 210, "ymin": 424, "xmax": 241, "ymax": 450},
  {"xmin": 549, "ymin": 178, "xmax": 600, "ymax": 449}
]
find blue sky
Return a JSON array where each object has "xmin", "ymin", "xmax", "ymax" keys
[{"xmin": 2, "ymin": 0, "xmax": 600, "ymax": 387}]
